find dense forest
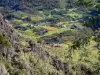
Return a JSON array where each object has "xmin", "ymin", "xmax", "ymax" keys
[{"xmin": 0, "ymin": 0, "xmax": 100, "ymax": 75}]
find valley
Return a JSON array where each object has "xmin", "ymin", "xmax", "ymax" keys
[{"xmin": 0, "ymin": 0, "xmax": 100, "ymax": 75}]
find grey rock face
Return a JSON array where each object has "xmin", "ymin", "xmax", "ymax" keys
[{"xmin": 0, "ymin": 13, "xmax": 20, "ymax": 62}]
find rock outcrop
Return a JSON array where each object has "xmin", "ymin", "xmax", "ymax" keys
[
  {"xmin": 0, "ymin": 13, "xmax": 20, "ymax": 61},
  {"xmin": 0, "ymin": 62, "xmax": 8, "ymax": 75}
]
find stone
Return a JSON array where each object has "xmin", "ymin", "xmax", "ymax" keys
[{"xmin": 0, "ymin": 62, "xmax": 8, "ymax": 75}]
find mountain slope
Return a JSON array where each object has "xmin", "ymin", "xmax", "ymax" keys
[{"xmin": 0, "ymin": 0, "xmax": 100, "ymax": 75}]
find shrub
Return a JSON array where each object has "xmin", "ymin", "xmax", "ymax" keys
[
  {"xmin": 95, "ymin": 3, "xmax": 100, "ymax": 10},
  {"xmin": 0, "ymin": 56, "xmax": 13, "ymax": 75},
  {"xmin": 0, "ymin": 33, "xmax": 11, "ymax": 46},
  {"xmin": 76, "ymin": 0, "xmax": 96, "ymax": 7},
  {"xmin": 51, "ymin": 9, "xmax": 67, "ymax": 15},
  {"xmin": 14, "ymin": 70, "xmax": 26, "ymax": 75},
  {"xmin": 14, "ymin": 25, "xmax": 28, "ymax": 31},
  {"xmin": 70, "ymin": 28, "xmax": 93, "ymax": 49},
  {"xmin": 12, "ymin": 19, "xmax": 23, "ymax": 25},
  {"xmin": 33, "ymin": 27, "xmax": 48, "ymax": 35},
  {"xmin": 84, "ymin": 16, "xmax": 100, "ymax": 29},
  {"xmin": 94, "ymin": 30, "xmax": 100, "ymax": 42}
]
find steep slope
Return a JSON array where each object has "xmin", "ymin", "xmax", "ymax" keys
[
  {"xmin": 0, "ymin": 13, "xmax": 18, "ymax": 74},
  {"xmin": 0, "ymin": 13, "xmax": 20, "ymax": 61},
  {"xmin": 0, "ymin": 0, "xmax": 100, "ymax": 75},
  {"xmin": 0, "ymin": 13, "xmax": 64, "ymax": 75}
]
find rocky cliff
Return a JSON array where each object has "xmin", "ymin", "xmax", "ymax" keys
[
  {"xmin": 0, "ymin": 13, "xmax": 49, "ymax": 75},
  {"xmin": 0, "ymin": 13, "xmax": 20, "ymax": 60},
  {"xmin": 0, "ymin": 13, "xmax": 21, "ymax": 74}
]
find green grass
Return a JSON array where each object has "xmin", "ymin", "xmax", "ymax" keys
[
  {"xmin": 31, "ymin": 16, "xmax": 43, "ymax": 21},
  {"xmin": 12, "ymin": 11, "xmax": 29, "ymax": 19},
  {"xmin": 12, "ymin": 19, "xmax": 24, "ymax": 25},
  {"xmin": 43, "ymin": 28, "xmax": 71, "ymax": 37},
  {"xmin": 67, "ymin": 12, "xmax": 83, "ymax": 18}
]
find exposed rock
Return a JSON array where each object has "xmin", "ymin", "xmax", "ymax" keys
[
  {"xmin": 0, "ymin": 13, "xmax": 20, "ymax": 62},
  {"xmin": 0, "ymin": 62, "xmax": 8, "ymax": 75},
  {"xmin": 28, "ymin": 40, "xmax": 42, "ymax": 52},
  {"xmin": 51, "ymin": 57, "xmax": 68, "ymax": 74}
]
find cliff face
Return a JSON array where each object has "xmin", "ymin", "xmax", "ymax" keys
[
  {"xmin": 0, "ymin": 13, "xmax": 20, "ymax": 62},
  {"xmin": 0, "ymin": 13, "xmax": 46, "ymax": 75}
]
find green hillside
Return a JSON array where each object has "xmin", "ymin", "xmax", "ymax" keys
[{"xmin": 0, "ymin": 0, "xmax": 100, "ymax": 75}]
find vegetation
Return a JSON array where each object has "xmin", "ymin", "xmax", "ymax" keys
[
  {"xmin": 0, "ymin": 33, "xmax": 11, "ymax": 46},
  {"xmin": 0, "ymin": 0, "xmax": 100, "ymax": 75},
  {"xmin": 76, "ymin": 0, "xmax": 96, "ymax": 7}
]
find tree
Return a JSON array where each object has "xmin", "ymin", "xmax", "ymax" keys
[{"xmin": 76, "ymin": 0, "xmax": 96, "ymax": 7}]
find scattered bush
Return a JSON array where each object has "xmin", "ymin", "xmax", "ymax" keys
[
  {"xmin": 33, "ymin": 27, "xmax": 48, "ymax": 35},
  {"xmin": 14, "ymin": 70, "xmax": 26, "ymax": 75},
  {"xmin": 0, "ymin": 33, "xmax": 11, "ymax": 46},
  {"xmin": 71, "ymin": 28, "xmax": 93, "ymax": 49},
  {"xmin": 84, "ymin": 16, "xmax": 100, "ymax": 29}
]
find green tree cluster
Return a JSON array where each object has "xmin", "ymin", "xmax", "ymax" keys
[{"xmin": 76, "ymin": 0, "xmax": 96, "ymax": 7}]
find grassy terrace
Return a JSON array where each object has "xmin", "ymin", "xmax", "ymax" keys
[{"xmin": 43, "ymin": 28, "xmax": 73, "ymax": 37}]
